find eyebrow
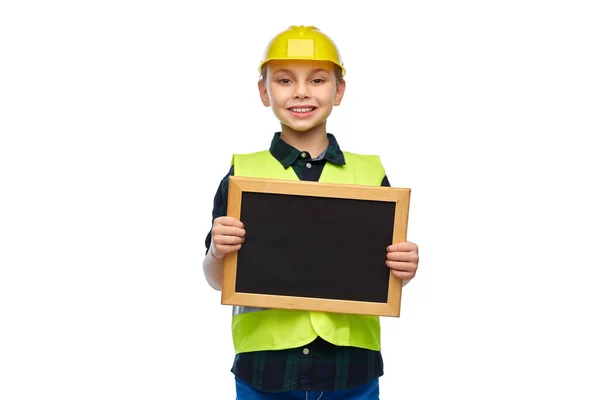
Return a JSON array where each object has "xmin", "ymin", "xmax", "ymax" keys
[{"xmin": 272, "ymin": 68, "xmax": 331, "ymax": 75}]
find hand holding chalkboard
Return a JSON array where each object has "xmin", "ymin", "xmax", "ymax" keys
[
  {"xmin": 386, "ymin": 242, "xmax": 419, "ymax": 285},
  {"xmin": 210, "ymin": 216, "xmax": 246, "ymax": 259}
]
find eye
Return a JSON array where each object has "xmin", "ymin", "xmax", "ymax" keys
[
  {"xmin": 311, "ymin": 78, "xmax": 325, "ymax": 84},
  {"xmin": 277, "ymin": 78, "xmax": 292, "ymax": 84}
]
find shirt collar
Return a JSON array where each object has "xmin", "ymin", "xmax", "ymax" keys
[{"xmin": 269, "ymin": 132, "xmax": 346, "ymax": 169}]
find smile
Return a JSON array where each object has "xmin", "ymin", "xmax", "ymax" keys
[{"xmin": 289, "ymin": 107, "xmax": 316, "ymax": 113}]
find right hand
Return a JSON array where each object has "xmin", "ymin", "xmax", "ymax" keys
[{"xmin": 210, "ymin": 216, "xmax": 246, "ymax": 259}]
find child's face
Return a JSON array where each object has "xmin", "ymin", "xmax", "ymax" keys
[{"xmin": 258, "ymin": 60, "xmax": 345, "ymax": 133}]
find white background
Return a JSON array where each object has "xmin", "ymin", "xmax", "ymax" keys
[{"xmin": 1, "ymin": 1, "xmax": 599, "ymax": 399}]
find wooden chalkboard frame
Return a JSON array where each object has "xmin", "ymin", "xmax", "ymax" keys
[{"xmin": 221, "ymin": 176, "xmax": 411, "ymax": 317}]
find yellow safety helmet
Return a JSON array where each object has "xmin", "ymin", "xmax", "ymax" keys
[{"xmin": 258, "ymin": 25, "xmax": 345, "ymax": 76}]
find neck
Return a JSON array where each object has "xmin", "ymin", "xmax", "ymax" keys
[{"xmin": 280, "ymin": 122, "xmax": 329, "ymax": 158}]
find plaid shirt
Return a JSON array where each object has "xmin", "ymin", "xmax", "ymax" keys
[{"xmin": 205, "ymin": 132, "xmax": 390, "ymax": 392}]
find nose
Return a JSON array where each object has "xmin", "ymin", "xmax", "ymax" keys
[{"xmin": 293, "ymin": 82, "xmax": 310, "ymax": 99}]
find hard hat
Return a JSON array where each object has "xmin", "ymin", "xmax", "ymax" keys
[{"xmin": 258, "ymin": 25, "xmax": 345, "ymax": 76}]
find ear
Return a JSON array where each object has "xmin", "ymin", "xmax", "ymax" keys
[
  {"xmin": 333, "ymin": 79, "xmax": 346, "ymax": 106},
  {"xmin": 257, "ymin": 80, "xmax": 270, "ymax": 107}
]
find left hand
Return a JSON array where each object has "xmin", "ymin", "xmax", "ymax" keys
[{"xmin": 386, "ymin": 241, "xmax": 419, "ymax": 282}]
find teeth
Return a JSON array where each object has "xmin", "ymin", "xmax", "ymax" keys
[{"xmin": 290, "ymin": 107, "xmax": 314, "ymax": 112}]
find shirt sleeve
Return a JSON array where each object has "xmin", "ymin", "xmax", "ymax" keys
[{"xmin": 204, "ymin": 165, "xmax": 234, "ymax": 254}]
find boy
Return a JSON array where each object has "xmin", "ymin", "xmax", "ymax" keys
[{"xmin": 203, "ymin": 26, "xmax": 419, "ymax": 399}]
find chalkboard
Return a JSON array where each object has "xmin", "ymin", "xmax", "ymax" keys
[{"xmin": 221, "ymin": 176, "xmax": 411, "ymax": 317}]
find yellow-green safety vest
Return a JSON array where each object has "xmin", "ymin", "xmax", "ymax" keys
[{"xmin": 231, "ymin": 150, "xmax": 386, "ymax": 354}]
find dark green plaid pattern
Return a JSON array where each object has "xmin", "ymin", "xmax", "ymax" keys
[
  {"xmin": 232, "ymin": 336, "xmax": 383, "ymax": 392},
  {"xmin": 205, "ymin": 132, "xmax": 389, "ymax": 392}
]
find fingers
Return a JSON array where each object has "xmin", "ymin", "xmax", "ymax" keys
[
  {"xmin": 212, "ymin": 233, "xmax": 244, "ymax": 259},
  {"xmin": 215, "ymin": 235, "xmax": 245, "ymax": 247},
  {"xmin": 386, "ymin": 260, "xmax": 417, "ymax": 272},
  {"xmin": 213, "ymin": 224, "xmax": 246, "ymax": 240},
  {"xmin": 214, "ymin": 216, "xmax": 244, "ymax": 229},
  {"xmin": 216, "ymin": 243, "xmax": 243, "ymax": 253},
  {"xmin": 387, "ymin": 259, "xmax": 417, "ymax": 282},
  {"xmin": 390, "ymin": 269, "xmax": 416, "ymax": 280},
  {"xmin": 387, "ymin": 241, "xmax": 418, "ymax": 253},
  {"xmin": 211, "ymin": 217, "xmax": 246, "ymax": 259},
  {"xmin": 213, "ymin": 216, "xmax": 246, "ymax": 243},
  {"xmin": 386, "ymin": 241, "xmax": 419, "ymax": 281},
  {"xmin": 386, "ymin": 251, "xmax": 418, "ymax": 263}
]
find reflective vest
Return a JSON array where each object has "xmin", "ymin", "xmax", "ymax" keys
[{"xmin": 231, "ymin": 150, "xmax": 386, "ymax": 354}]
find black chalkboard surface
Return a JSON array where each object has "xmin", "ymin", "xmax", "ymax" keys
[{"xmin": 221, "ymin": 176, "xmax": 411, "ymax": 317}]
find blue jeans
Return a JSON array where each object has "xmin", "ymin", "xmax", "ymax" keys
[{"xmin": 235, "ymin": 377, "xmax": 379, "ymax": 399}]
